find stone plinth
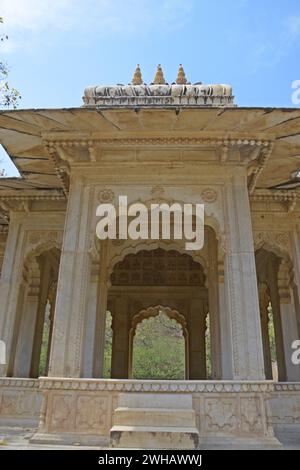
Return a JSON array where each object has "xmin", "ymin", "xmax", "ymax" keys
[
  {"xmin": 26, "ymin": 378, "xmax": 285, "ymax": 449},
  {"xmin": 110, "ymin": 393, "xmax": 199, "ymax": 449}
]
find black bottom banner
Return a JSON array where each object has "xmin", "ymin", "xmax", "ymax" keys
[{"xmin": 0, "ymin": 449, "xmax": 295, "ymax": 467}]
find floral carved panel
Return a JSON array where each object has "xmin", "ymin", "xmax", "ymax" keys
[
  {"xmin": 204, "ymin": 398, "xmax": 237, "ymax": 433},
  {"xmin": 75, "ymin": 395, "xmax": 109, "ymax": 433}
]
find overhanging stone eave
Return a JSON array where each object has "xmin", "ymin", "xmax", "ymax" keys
[
  {"xmin": 0, "ymin": 106, "xmax": 299, "ymax": 192},
  {"xmin": 1, "ymin": 104, "xmax": 300, "ymax": 117},
  {"xmin": 0, "ymin": 186, "xmax": 66, "ymax": 200}
]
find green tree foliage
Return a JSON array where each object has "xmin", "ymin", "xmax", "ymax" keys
[
  {"xmin": 268, "ymin": 303, "xmax": 278, "ymax": 380},
  {"xmin": 104, "ymin": 311, "xmax": 187, "ymax": 380},
  {"xmin": 132, "ymin": 312, "xmax": 185, "ymax": 380},
  {"xmin": 205, "ymin": 314, "xmax": 211, "ymax": 379},
  {"xmin": 0, "ymin": 17, "xmax": 21, "ymax": 108},
  {"xmin": 103, "ymin": 310, "xmax": 212, "ymax": 380},
  {"xmin": 39, "ymin": 320, "xmax": 50, "ymax": 376},
  {"xmin": 103, "ymin": 311, "xmax": 113, "ymax": 378},
  {"xmin": 38, "ymin": 304, "xmax": 51, "ymax": 376}
]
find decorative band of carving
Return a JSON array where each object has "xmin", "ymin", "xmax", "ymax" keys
[
  {"xmin": 0, "ymin": 192, "xmax": 66, "ymax": 202},
  {"xmin": 3, "ymin": 378, "xmax": 299, "ymax": 393},
  {"xmin": 38, "ymin": 378, "xmax": 276, "ymax": 393},
  {"xmin": 273, "ymin": 383, "xmax": 300, "ymax": 392},
  {"xmin": 44, "ymin": 137, "xmax": 272, "ymax": 148},
  {"xmin": 251, "ymin": 190, "xmax": 298, "ymax": 203},
  {"xmin": 0, "ymin": 378, "xmax": 40, "ymax": 388}
]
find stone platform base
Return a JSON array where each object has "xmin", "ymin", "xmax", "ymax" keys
[
  {"xmin": 2, "ymin": 378, "xmax": 300, "ymax": 449},
  {"xmin": 30, "ymin": 432, "xmax": 108, "ymax": 447},
  {"xmin": 110, "ymin": 426, "xmax": 199, "ymax": 449},
  {"xmin": 198, "ymin": 436, "xmax": 282, "ymax": 450}
]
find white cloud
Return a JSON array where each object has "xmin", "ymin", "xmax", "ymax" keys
[
  {"xmin": 1, "ymin": 0, "xmax": 77, "ymax": 31},
  {"xmin": 0, "ymin": 0, "xmax": 193, "ymax": 51},
  {"xmin": 249, "ymin": 14, "xmax": 300, "ymax": 72}
]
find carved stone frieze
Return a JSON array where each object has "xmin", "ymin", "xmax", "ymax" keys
[{"xmin": 39, "ymin": 378, "xmax": 276, "ymax": 393}]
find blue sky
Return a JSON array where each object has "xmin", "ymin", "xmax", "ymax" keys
[{"xmin": 1, "ymin": 0, "xmax": 300, "ymax": 175}]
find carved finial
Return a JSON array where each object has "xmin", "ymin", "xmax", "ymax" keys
[
  {"xmin": 176, "ymin": 64, "xmax": 187, "ymax": 85},
  {"xmin": 153, "ymin": 64, "xmax": 165, "ymax": 84},
  {"xmin": 132, "ymin": 64, "xmax": 143, "ymax": 85}
]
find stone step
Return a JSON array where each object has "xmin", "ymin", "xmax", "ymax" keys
[
  {"xmin": 110, "ymin": 425, "xmax": 199, "ymax": 449},
  {"xmin": 110, "ymin": 393, "xmax": 199, "ymax": 449},
  {"xmin": 113, "ymin": 407, "xmax": 196, "ymax": 427},
  {"xmin": 117, "ymin": 393, "xmax": 192, "ymax": 409}
]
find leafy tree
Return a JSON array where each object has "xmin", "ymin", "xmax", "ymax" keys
[
  {"xmin": 132, "ymin": 312, "xmax": 185, "ymax": 380},
  {"xmin": 268, "ymin": 303, "xmax": 278, "ymax": 380},
  {"xmin": 103, "ymin": 311, "xmax": 113, "ymax": 378},
  {"xmin": 205, "ymin": 314, "xmax": 211, "ymax": 379},
  {"xmin": 0, "ymin": 17, "xmax": 21, "ymax": 108}
]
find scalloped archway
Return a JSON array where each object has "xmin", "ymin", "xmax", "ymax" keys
[{"xmin": 129, "ymin": 305, "xmax": 188, "ymax": 380}]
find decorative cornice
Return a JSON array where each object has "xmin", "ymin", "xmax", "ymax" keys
[
  {"xmin": 43, "ymin": 137, "xmax": 274, "ymax": 189},
  {"xmin": 0, "ymin": 191, "xmax": 66, "ymax": 221},
  {"xmin": 0, "ymin": 191, "xmax": 66, "ymax": 202},
  {"xmin": 273, "ymin": 383, "xmax": 300, "ymax": 392},
  {"xmin": 251, "ymin": 189, "xmax": 298, "ymax": 212}
]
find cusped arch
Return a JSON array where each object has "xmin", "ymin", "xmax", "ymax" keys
[
  {"xmin": 128, "ymin": 305, "xmax": 189, "ymax": 379},
  {"xmin": 23, "ymin": 239, "xmax": 62, "ymax": 271},
  {"xmin": 255, "ymin": 241, "xmax": 296, "ymax": 289},
  {"xmin": 131, "ymin": 305, "xmax": 187, "ymax": 336},
  {"xmin": 107, "ymin": 240, "xmax": 208, "ymax": 285},
  {"xmin": 254, "ymin": 237, "xmax": 291, "ymax": 263}
]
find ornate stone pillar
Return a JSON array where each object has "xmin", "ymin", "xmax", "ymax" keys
[
  {"xmin": 30, "ymin": 256, "xmax": 52, "ymax": 378},
  {"xmin": 111, "ymin": 297, "xmax": 129, "ymax": 379},
  {"xmin": 207, "ymin": 228, "xmax": 222, "ymax": 379},
  {"xmin": 92, "ymin": 240, "xmax": 108, "ymax": 378},
  {"xmin": 223, "ymin": 173, "xmax": 265, "ymax": 380},
  {"xmin": 218, "ymin": 259, "xmax": 234, "ymax": 379},
  {"xmin": 189, "ymin": 298, "xmax": 207, "ymax": 379},
  {"xmin": 13, "ymin": 284, "xmax": 39, "ymax": 377},
  {"xmin": 81, "ymin": 262, "xmax": 98, "ymax": 377},
  {"xmin": 46, "ymin": 282, "xmax": 57, "ymax": 374},
  {"xmin": 268, "ymin": 260, "xmax": 286, "ymax": 382},
  {"xmin": 0, "ymin": 213, "xmax": 27, "ymax": 377},
  {"xmin": 48, "ymin": 180, "xmax": 93, "ymax": 377}
]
